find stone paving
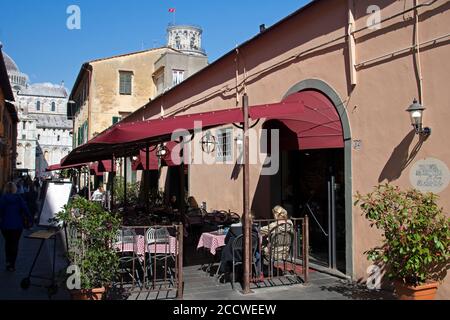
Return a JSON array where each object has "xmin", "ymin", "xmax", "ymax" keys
[
  {"xmin": 0, "ymin": 228, "xmax": 70, "ymax": 300},
  {"xmin": 0, "ymin": 232, "xmax": 396, "ymax": 300}
]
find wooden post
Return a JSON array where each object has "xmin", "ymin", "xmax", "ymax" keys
[
  {"xmin": 242, "ymin": 93, "xmax": 251, "ymax": 294},
  {"xmin": 145, "ymin": 144, "xmax": 150, "ymax": 212},
  {"xmin": 111, "ymin": 157, "xmax": 115, "ymax": 211},
  {"xmin": 123, "ymin": 157, "xmax": 127, "ymax": 208}
]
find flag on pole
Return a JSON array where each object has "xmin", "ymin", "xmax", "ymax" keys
[{"xmin": 168, "ymin": 8, "xmax": 176, "ymax": 13}]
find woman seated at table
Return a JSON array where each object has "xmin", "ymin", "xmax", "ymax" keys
[
  {"xmin": 260, "ymin": 205, "xmax": 294, "ymax": 264},
  {"xmin": 186, "ymin": 196, "xmax": 200, "ymax": 213},
  {"xmin": 218, "ymin": 212, "xmax": 260, "ymax": 274}
]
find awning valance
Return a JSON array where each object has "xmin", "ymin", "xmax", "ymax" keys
[
  {"xmin": 62, "ymin": 99, "xmax": 307, "ymax": 166},
  {"xmin": 264, "ymin": 90, "xmax": 344, "ymax": 150}
]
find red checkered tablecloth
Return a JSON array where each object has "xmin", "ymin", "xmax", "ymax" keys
[
  {"xmin": 114, "ymin": 235, "xmax": 178, "ymax": 256},
  {"xmin": 197, "ymin": 232, "xmax": 226, "ymax": 255}
]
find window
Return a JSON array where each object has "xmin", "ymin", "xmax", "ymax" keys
[
  {"xmin": 51, "ymin": 102, "xmax": 56, "ymax": 112},
  {"xmin": 37, "ymin": 134, "xmax": 40, "ymax": 140},
  {"xmin": 22, "ymin": 134, "xmax": 26, "ymax": 140},
  {"xmin": 172, "ymin": 70, "xmax": 185, "ymax": 86},
  {"xmin": 112, "ymin": 116, "xmax": 121, "ymax": 125},
  {"xmin": 216, "ymin": 128, "xmax": 233, "ymax": 162},
  {"xmin": 119, "ymin": 71, "xmax": 133, "ymax": 95},
  {"xmin": 36, "ymin": 101, "xmax": 41, "ymax": 111},
  {"xmin": 57, "ymin": 135, "xmax": 60, "ymax": 142},
  {"xmin": 22, "ymin": 121, "xmax": 26, "ymax": 130}
]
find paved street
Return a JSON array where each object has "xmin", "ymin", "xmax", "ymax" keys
[
  {"xmin": 0, "ymin": 229, "xmax": 70, "ymax": 300},
  {"xmin": 1, "ymin": 231, "xmax": 396, "ymax": 301}
]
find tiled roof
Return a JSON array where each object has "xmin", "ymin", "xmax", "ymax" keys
[{"xmin": 34, "ymin": 114, "xmax": 72, "ymax": 129}]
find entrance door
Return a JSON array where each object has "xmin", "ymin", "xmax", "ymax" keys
[{"xmin": 280, "ymin": 149, "xmax": 346, "ymax": 273}]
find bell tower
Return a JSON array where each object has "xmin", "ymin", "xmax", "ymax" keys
[{"xmin": 167, "ymin": 25, "xmax": 206, "ymax": 56}]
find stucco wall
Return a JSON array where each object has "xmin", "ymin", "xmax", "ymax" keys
[
  {"xmin": 89, "ymin": 48, "xmax": 170, "ymax": 138},
  {"xmin": 123, "ymin": 0, "xmax": 450, "ymax": 298}
]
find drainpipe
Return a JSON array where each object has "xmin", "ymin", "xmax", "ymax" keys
[
  {"xmin": 414, "ymin": 0, "xmax": 424, "ymax": 105},
  {"xmin": 82, "ymin": 64, "xmax": 93, "ymax": 141},
  {"xmin": 347, "ymin": 0, "xmax": 357, "ymax": 87}
]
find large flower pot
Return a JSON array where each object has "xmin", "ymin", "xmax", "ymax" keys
[
  {"xmin": 70, "ymin": 287, "xmax": 106, "ymax": 300},
  {"xmin": 394, "ymin": 281, "xmax": 439, "ymax": 300}
]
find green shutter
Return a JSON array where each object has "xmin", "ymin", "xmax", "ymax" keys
[{"xmin": 112, "ymin": 116, "xmax": 121, "ymax": 125}]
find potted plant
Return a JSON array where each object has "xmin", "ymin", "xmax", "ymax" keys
[
  {"xmin": 57, "ymin": 196, "xmax": 121, "ymax": 300},
  {"xmin": 355, "ymin": 184, "xmax": 450, "ymax": 300}
]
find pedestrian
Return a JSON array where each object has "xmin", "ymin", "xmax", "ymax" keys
[
  {"xmin": 0, "ymin": 182, "xmax": 33, "ymax": 272},
  {"xmin": 24, "ymin": 180, "xmax": 38, "ymax": 221}
]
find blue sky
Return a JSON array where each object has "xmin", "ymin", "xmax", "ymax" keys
[{"xmin": 0, "ymin": 0, "xmax": 311, "ymax": 91}]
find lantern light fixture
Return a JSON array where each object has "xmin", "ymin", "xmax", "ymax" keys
[{"xmin": 406, "ymin": 99, "xmax": 431, "ymax": 136}]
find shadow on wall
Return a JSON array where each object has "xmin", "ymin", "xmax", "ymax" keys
[{"xmin": 378, "ymin": 130, "xmax": 427, "ymax": 183}]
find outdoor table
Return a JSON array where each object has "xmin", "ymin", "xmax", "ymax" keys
[
  {"xmin": 114, "ymin": 235, "xmax": 179, "ymax": 256},
  {"xmin": 197, "ymin": 231, "xmax": 226, "ymax": 256}
]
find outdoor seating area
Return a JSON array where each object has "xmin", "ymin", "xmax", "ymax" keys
[{"xmin": 92, "ymin": 193, "xmax": 311, "ymax": 299}]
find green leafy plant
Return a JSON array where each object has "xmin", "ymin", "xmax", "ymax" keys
[
  {"xmin": 57, "ymin": 196, "xmax": 121, "ymax": 290},
  {"xmin": 355, "ymin": 184, "xmax": 450, "ymax": 286},
  {"xmin": 113, "ymin": 176, "xmax": 141, "ymax": 206}
]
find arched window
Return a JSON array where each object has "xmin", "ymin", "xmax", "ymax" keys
[
  {"xmin": 36, "ymin": 101, "xmax": 41, "ymax": 111},
  {"xmin": 51, "ymin": 102, "xmax": 56, "ymax": 112}
]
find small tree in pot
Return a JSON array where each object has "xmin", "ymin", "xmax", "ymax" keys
[
  {"xmin": 57, "ymin": 196, "xmax": 121, "ymax": 300},
  {"xmin": 355, "ymin": 184, "xmax": 450, "ymax": 300}
]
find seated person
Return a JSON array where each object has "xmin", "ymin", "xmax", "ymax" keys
[
  {"xmin": 169, "ymin": 195, "xmax": 179, "ymax": 212},
  {"xmin": 260, "ymin": 206, "xmax": 294, "ymax": 263},
  {"xmin": 91, "ymin": 185, "xmax": 105, "ymax": 202},
  {"xmin": 218, "ymin": 213, "xmax": 260, "ymax": 274},
  {"xmin": 186, "ymin": 196, "xmax": 202, "ymax": 216}
]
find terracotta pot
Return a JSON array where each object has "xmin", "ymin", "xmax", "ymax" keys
[
  {"xmin": 70, "ymin": 287, "xmax": 106, "ymax": 300},
  {"xmin": 394, "ymin": 281, "xmax": 439, "ymax": 300}
]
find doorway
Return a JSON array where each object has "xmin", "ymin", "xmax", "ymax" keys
[{"xmin": 276, "ymin": 149, "xmax": 346, "ymax": 273}]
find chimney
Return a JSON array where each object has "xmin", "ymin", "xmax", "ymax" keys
[{"xmin": 259, "ymin": 24, "xmax": 266, "ymax": 33}]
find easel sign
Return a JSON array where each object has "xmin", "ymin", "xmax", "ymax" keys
[{"xmin": 38, "ymin": 181, "xmax": 74, "ymax": 228}]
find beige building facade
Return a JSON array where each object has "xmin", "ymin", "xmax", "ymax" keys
[{"xmin": 118, "ymin": 0, "xmax": 450, "ymax": 298}]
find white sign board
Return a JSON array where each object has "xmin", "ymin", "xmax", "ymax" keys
[
  {"xmin": 39, "ymin": 182, "xmax": 73, "ymax": 227},
  {"xmin": 409, "ymin": 158, "xmax": 450, "ymax": 194}
]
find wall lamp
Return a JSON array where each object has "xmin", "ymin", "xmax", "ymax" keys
[{"xmin": 406, "ymin": 99, "xmax": 431, "ymax": 136}]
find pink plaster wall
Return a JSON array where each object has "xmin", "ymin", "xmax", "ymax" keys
[{"xmin": 124, "ymin": 0, "xmax": 450, "ymax": 298}]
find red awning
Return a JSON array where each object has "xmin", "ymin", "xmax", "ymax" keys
[
  {"xmin": 264, "ymin": 90, "xmax": 344, "ymax": 150},
  {"xmin": 62, "ymin": 100, "xmax": 305, "ymax": 165},
  {"xmin": 46, "ymin": 163, "xmax": 87, "ymax": 172},
  {"xmin": 90, "ymin": 160, "xmax": 116, "ymax": 175},
  {"xmin": 131, "ymin": 148, "xmax": 159, "ymax": 171}
]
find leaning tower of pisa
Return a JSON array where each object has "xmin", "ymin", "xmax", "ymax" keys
[{"xmin": 167, "ymin": 25, "xmax": 206, "ymax": 56}]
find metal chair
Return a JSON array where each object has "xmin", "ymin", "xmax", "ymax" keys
[
  {"xmin": 145, "ymin": 227, "xmax": 175, "ymax": 283},
  {"xmin": 231, "ymin": 233, "xmax": 259, "ymax": 290},
  {"xmin": 264, "ymin": 223, "xmax": 294, "ymax": 277},
  {"xmin": 115, "ymin": 229, "xmax": 143, "ymax": 289}
]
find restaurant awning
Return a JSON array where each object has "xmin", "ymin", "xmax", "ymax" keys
[
  {"xmin": 90, "ymin": 160, "xmax": 116, "ymax": 176},
  {"xmin": 264, "ymin": 90, "xmax": 344, "ymax": 150},
  {"xmin": 62, "ymin": 99, "xmax": 307, "ymax": 166},
  {"xmin": 46, "ymin": 162, "xmax": 88, "ymax": 172},
  {"xmin": 131, "ymin": 148, "xmax": 159, "ymax": 171}
]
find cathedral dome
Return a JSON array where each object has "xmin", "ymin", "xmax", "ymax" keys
[
  {"xmin": 2, "ymin": 51, "xmax": 28, "ymax": 90},
  {"xmin": 3, "ymin": 52, "xmax": 19, "ymax": 72}
]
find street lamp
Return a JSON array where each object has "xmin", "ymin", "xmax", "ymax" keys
[
  {"xmin": 200, "ymin": 131, "xmax": 217, "ymax": 153},
  {"xmin": 156, "ymin": 144, "xmax": 169, "ymax": 159},
  {"xmin": 406, "ymin": 99, "xmax": 431, "ymax": 136}
]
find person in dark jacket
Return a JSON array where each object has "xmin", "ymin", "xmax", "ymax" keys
[
  {"xmin": 0, "ymin": 182, "xmax": 33, "ymax": 272},
  {"xmin": 24, "ymin": 180, "xmax": 38, "ymax": 221},
  {"xmin": 218, "ymin": 213, "xmax": 260, "ymax": 274}
]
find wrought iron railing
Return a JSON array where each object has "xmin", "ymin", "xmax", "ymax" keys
[
  {"xmin": 115, "ymin": 224, "xmax": 184, "ymax": 299},
  {"xmin": 252, "ymin": 217, "xmax": 309, "ymax": 286}
]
